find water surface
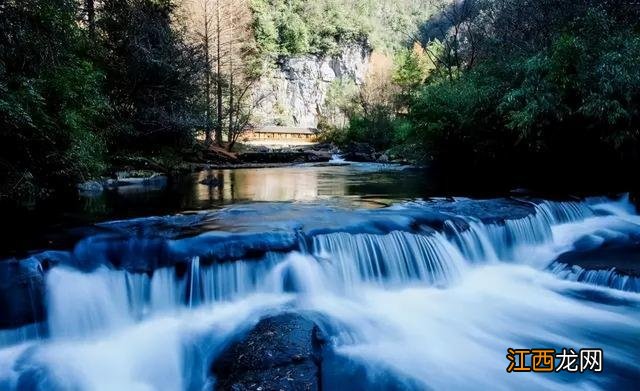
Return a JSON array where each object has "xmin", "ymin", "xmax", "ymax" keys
[{"xmin": 1, "ymin": 164, "xmax": 639, "ymax": 390}]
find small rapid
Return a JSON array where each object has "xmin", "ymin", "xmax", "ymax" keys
[{"xmin": 0, "ymin": 195, "xmax": 639, "ymax": 390}]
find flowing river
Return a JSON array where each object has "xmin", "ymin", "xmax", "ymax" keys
[{"xmin": 1, "ymin": 162, "xmax": 639, "ymax": 390}]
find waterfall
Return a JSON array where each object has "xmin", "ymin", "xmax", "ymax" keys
[
  {"xmin": 46, "ymin": 267, "xmax": 133, "ymax": 339},
  {"xmin": 1, "ymin": 195, "xmax": 639, "ymax": 390},
  {"xmin": 549, "ymin": 262, "xmax": 640, "ymax": 292},
  {"xmin": 535, "ymin": 200, "xmax": 595, "ymax": 224},
  {"xmin": 311, "ymin": 231, "xmax": 465, "ymax": 288},
  {"xmin": 329, "ymin": 154, "xmax": 346, "ymax": 164}
]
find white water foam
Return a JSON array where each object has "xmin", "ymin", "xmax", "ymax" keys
[{"xmin": 1, "ymin": 196, "xmax": 639, "ymax": 390}]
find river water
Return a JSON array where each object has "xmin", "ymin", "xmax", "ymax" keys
[{"xmin": 0, "ymin": 162, "xmax": 639, "ymax": 390}]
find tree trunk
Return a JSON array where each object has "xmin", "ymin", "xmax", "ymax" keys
[
  {"xmin": 228, "ymin": 39, "xmax": 234, "ymax": 142},
  {"xmin": 86, "ymin": 0, "xmax": 95, "ymax": 36},
  {"xmin": 215, "ymin": 1, "xmax": 223, "ymax": 146},
  {"xmin": 204, "ymin": 1, "xmax": 212, "ymax": 146}
]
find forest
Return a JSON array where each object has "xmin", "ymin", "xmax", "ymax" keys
[
  {"xmin": 1, "ymin": 0, "xmax": 206, "ymax": 203},
  {"xmin": 2, "ymin": 0, "xmax": 639, "ymax": 205},
  {"xmin": 324, "ymin": 0, "xmax": 640, "ymax": 190}
]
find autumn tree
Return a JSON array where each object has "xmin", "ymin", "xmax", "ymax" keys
[{"xmin": 189, "ymin": 0, "xmax": 261, "ymax": 149}]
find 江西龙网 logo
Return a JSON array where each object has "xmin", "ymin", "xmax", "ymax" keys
[{"xmin": 506, "ymin": 348, "xmax": 602, "ymax": 373}]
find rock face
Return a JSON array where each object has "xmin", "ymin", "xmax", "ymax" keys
[
  {"xmin": 253, "ymin": 44, "xmax": 371, "ymax": 128},
  {"xmin": 212, "ymin": 313, "xmax": 323, "ymax": 391}
]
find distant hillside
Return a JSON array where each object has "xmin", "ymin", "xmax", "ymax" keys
[{"xmin": 250, "ymin": 0, "xmax": 442, "ymax": 56}]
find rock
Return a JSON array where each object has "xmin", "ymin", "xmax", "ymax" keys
[
  {"xmin": 310, "ymin": 143, "xmax": 334, "ymax": 152},
  {"xmin": 426, "ymin": 198, "xmax": 538, "ymax": 224},
  {"xmin": 77, "ymin": 180, "xmax": 103, "ymax": 194},
  {"xmin": 0, "ymin": 258, "xmax": 46, "ymax": 329},
  {"xmin": 101, "ymin": 173, "xmax": 168, "ymax": 189},
  {"xmin": 72, "ymin": 234, "xmax": 172, "ymax": 273},
  {"xmin": 553, "ymin": 233, "xmax": 640, "ymax": 276},
  {"xmin": 212, "ymin": 313, "xmax": 323, "ymax": 391},
  {"xmin": 238, "ymin": 152, "xmax": 330, "ymax": 164},
  {"xmin": 252, "ymin": 44, "xmax": 371, "ymax": 128},
  {"xmin": 304, "ymin": 150, "xmax": 332, "ymax": 162},
  {"xmin": 377, "ymin": 154, "xmax": 389, "ymax": 163},
  {"xmin": 342, "ymin": 142, "xmax": 377, "ymax": 162},
  {"xmin": 344, "ymin": 142, "xmax": 374, "ymax": 155}
]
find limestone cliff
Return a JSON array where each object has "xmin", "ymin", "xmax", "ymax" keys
[{"xmin": 253, "ymin": 44, "xmax": 372, "ymax": 128}]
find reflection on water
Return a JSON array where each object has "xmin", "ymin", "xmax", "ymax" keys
[
  {"xmin": 190, "ymin": 164, "xmax": 426, "ymax": 208},
  {"xmin": 3, "ymin": 164, "xmax": 428, "ymax": 256},
  {"xmin": 194, "ymin": 168, "xmax": 322, "ymax": 202}
]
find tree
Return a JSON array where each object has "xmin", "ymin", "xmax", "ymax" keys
[
  {"xmin": 417, "ymin": 0, "xmax": 481, "ymax": 80},
  {"xmin": 98, "ymin": 0, "xmax": 204, "ymax": 151},
  {"xmin": 189, "ymin": 0, "xmax": 261, "ymax": 150},
  {"xmin": 0, "ymin": 0, "xmax": 107, "ymax": 201},
  {"xmin": 194, "ymin": 0, "xmax": 216, "ymax": 145},
  {"xmin": 224, "ymin": 0, "xmax": 261, "ymax": 150}
]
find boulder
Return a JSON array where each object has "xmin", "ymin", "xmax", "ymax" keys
[
  {"xmin": 304, "ymin": 150, "xmax": 332, "ymax": 162},
  {"xmin": 212, "ymin": 313, "xmax": 324, "ymax": 391},
  {"xmin": 342, "ymin": 142, "xmax": 376, "ymax": 162},
  {"xmin": 377, "ymin": 154, "xmax": 389, "ymax": 163},
  {"xmin": 77, "ymin": 180, "xmax": 103, "ymax": 194}
]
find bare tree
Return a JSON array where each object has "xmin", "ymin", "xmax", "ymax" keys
[
  {"xmin": 189, "ymin": 0, "xmax": 258, "ymax": 148},
  {"xmin": 223, "ymin": 0, "xmax": 259, "ymax": 150},
  {"xmin": 194, "ymin": 0, "xmax": 215, "ymax": 145}
]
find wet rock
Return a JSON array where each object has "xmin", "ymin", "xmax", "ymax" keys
[
  {"xmin": 377, "ymin": 154, "xmax": 389, "ymax": 163},
  {"xmin": 426, "ymin": 198, "xmax": 537, "ymax": 224},
  {"xmin": 549, "ymin": 261, "xmax": 640, "ymax": 292},
  {"xmin": 309, "ymin": 142, "xmax": 335, "ymax": 152},
  {"xmin": 342, "ymin": 142, "xmax": 376, "ymax": 162},
  {"xmin": 304, "ymin": 150, "xmax": 332, "ymax": 162},
  {"xmin": 77, "ymin": 180, "xmax": 103, "ymax": 194},
  {"xmin": 0, "ymin": 259, "xmax": 46, "ymax": 329},
  {"xmin": 104, "ymin": 173, "xmax": 168, "ymax": 188},
  {"xmin": 170, "ymin": 231, "xmax": 298, "ymax": 263},
  {"xmin": 73, "ymin": 235, "xmax": 172, "ymax": 273},
  {"xmin": 212, "ymin": 313, "xmax": 323, "ymax": 391},
  {"xmin": 553, "ymin": 238, "xmax": 640, "ymax": 276}
]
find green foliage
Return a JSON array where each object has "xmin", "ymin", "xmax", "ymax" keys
[
  {"xmin": 393, "ymin": 50, "xmax": 427, "ymax": 90},
  {"xmin": 343, "ymin": 106, "xmax": 399, "ymax": 151},
  {"xmin": 497, "ymin": 10, "xmax": 640, "ymax": 156},
  {"xmin": 249, "ymin": 0, "xmax": 436, "ymax": 56},
  {"xmin": 323, "ymin": 78, "xmax": 360, "ymax": 125},
  {"xmin": 0, "ymin": 0, "xmax": 205, "ymax": 203},
  {"xmin": 250, "ymin": 0, "xmax": 361, "ymax": 55},
  {"xmin": 99, "ymin": 0, "xmax": 203, "ymax": 151},
  {"xmin": 339, "ymin": 1, "xmax": 640, "ymax": 182},
  {"xmin": 0, "ymin": 0, "xmax": 107, "ymax": 201},
  {"xmin": 279, "ymin": 12, "xmax": 310, "ymax": 54}
]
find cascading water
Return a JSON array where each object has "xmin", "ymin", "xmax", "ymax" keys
[
  {"xmin": 311, "ymin": 231, "xmax": 465, "ymax": 288},
  {"xmin": 0, "ymin": 195, "xmax": 639, "ymax": 390},
  {"xmin": 329, "ymin": 154, "xmax": 346, "ymax": 164}
]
